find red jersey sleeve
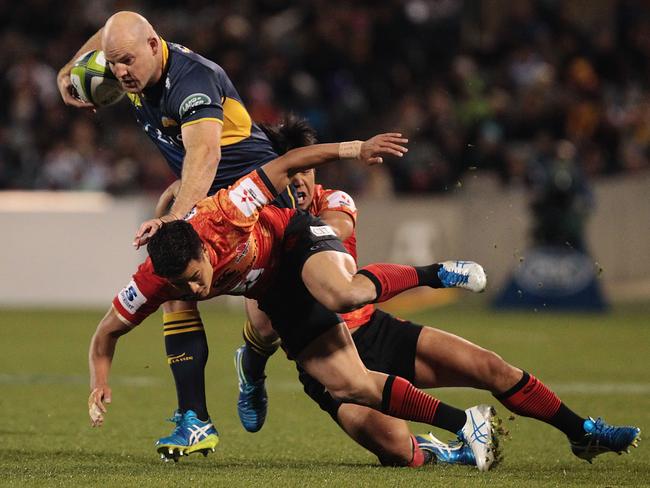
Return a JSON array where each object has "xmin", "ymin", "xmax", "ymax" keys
[
  {"xmin": 213, "ymin": 169, "xmax": 278, "ymax": 231},
  {"xmin": 111, "ymin": 259, "xmax": 177, "ymax": 326},
  {"xmin": 317, "ymin": 189, "xmax": 357, "ymax": 226}
]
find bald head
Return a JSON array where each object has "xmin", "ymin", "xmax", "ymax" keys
[
  {"xmin": 102, "ymin": 11, "xmax": 155, "ymax": 48},
  {"xmin": 101, "ymin": 11, "xmax": 163, "ymax": 93}
]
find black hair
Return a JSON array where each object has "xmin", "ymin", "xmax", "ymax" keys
[
  {"xmin": 259, "ymin": 114, "xmax": 318, "ymax": 155},
  {"xmin": 147, "ymin": 220, "xmax": 203, "ymax": 278}
]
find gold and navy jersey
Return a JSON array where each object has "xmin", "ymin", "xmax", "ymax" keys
[{"xmin": 126, "ymin": 41, "xmax": 278, "ymax": 194}]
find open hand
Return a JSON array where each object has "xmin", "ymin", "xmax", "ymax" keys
[{"xmin": 360, "ymin": 133, "xmax": 408, "ymax": 165}]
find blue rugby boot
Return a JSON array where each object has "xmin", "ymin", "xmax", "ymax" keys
[
  {"xmin": 156, "ymin": 409, "xmax": 219, "ymax": 462},
  {"xmin": 570, "ymin": 417, "xmax": 641, "ymax": 463},
  {"xmin": 439, "ymin": 261, "xmax": 487, "ymax": 292},
  {"xmin": 457, "ymin": 405, "xmax": 499, "ymax": 471},
  {"xmin": 235, "ymin": 345, "xmax": 268, "ymax": 432},
  {"xmin": 415, "ymin": 432, "xmax": 476, "ymax": 466}
]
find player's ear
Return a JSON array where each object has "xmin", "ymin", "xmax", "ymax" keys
[{"xmin": 148, "ymin": 36, "xmax": 158, "ymax": 54}]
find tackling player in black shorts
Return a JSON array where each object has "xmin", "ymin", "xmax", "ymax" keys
[{"xmin": 236, "ymin": 118, "xmax": 641, "ymax": 470}]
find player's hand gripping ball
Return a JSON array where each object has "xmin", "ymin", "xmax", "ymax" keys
[{"xmin": 70, "ymin": 50, "xmax": 125, "ymax": 107}]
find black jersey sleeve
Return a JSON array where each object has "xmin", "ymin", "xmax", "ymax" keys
[{"xmin": 167, "ymin": 63, "xmax": 225, "ymax": 127}]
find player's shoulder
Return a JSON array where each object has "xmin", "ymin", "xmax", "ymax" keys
[
  {"xmin": 317, "ymin": 186, "xmax": 357, "ymax": 213},
  {"xmin": 167, "ymin": 42, "xmax": 226, "ymax": 81}
]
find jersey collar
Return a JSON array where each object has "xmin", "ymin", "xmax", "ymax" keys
[
  {"xmin": 161, "ymin": 37, "xmax": 169, "ymax": 71},
  {"xmin": 142, "ymin": 38, "xmax": 169, "ymax": 101}
]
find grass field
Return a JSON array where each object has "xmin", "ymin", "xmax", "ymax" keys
[{"xmin": 1, "ymin": 300, "xmax": 648, "ymax": 487}]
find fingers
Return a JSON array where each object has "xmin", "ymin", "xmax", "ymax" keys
[
  {"xmin": 367, "ymin": 157, "xmax": 384, "ymax": 165},
  {"xmin": 133, "ymin": 220, "xmax": 161, "ymax": 249},
  {"xmin": 88, "ymin": 388, "xmax": 109, "ymax": 427},
  {"xmin": 367, "ymin": 133, "xmax": 409, "ymax": 158},
  {"xmin": 380, "ymin": 142, "xmax": 408, "ymax": 156},
  {"xmin": 64, "ymin": 93, "xmax": 95, "ymax": 109},
  {"xmin": 89, "ymin": 403, "xmax": 104, "ymax": 427},
  {"xmin": 59, "ymin": 78, "xmax": 95, "ymax": 109}
]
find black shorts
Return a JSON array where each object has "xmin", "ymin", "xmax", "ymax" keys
[
  {"xmin": 297, "ymin": 309, "xmax": 423, "ymax": 419},
  {"xmin": 258, "ymin": 210, "xmax": 350, "ymax": 358}
]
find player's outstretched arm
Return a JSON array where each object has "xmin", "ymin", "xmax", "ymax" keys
[
  {"xmin": 133, "ymin": 121, "xmax": 222, "ymax": 249},
  {"xmin": 57, "ymin": 28, "xmax": 103, "ymax": 109},
  {"xmin": 88, "ymin": 306, "xmax": 133, "ymax": 427},
  {"xmin": 261, "ymin": 133, "xmax": 408, "ymax": 194}
]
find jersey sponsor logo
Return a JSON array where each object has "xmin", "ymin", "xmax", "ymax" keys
[
  {"xmin": 143, "ymin": 123, "xmax": 178, "ymax": 147},
  {"xmin": 179, "ymin": 93, "xmax": 212, "ymax": 118},
  {"xmin": 171, "ymin": 43, "xmax": 192, "ymax": 54},
  {"xmin": 326, "ymin": 191, "xmax": 356, "ymax": 211},
  {"xmin": 234, "ymin": 241, "xmax": 250, "ymax": 264},
  {"xmin": 228, "ymin": 177, "xmax": 269, "ymax": 217},
  {"xmin": 117, "ymin": 280, "xmax": 147, "ymax": 314},
  {"xmin": 167, "ymin": 352, "xmax": 193, "ymax": 364},
  {"xmin": 310, "ymin": 225, "xmax": 336, "ymax": 237}
]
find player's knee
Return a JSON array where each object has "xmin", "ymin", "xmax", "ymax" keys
[
  {"xmin": 480, "ymin": 350, "xmax": 518, "ymax": 390},
  {"xmin": 328, "ymin": 379, "xmax": 378, "ymax": 406},
  {"xmin": 321, "ymin": 287, "xmax": 367, "ymax": 313}
]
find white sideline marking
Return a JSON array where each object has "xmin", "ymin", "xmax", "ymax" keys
[
  {"xmin": 0, "ymin": 373, "xmax": 161, "ymax": 387},
  {"xmin": 4, "ymin": 374, "xmax": 647, "ymax": 395},
  {"xmin": 550, "ymin": 382, "xmax": 650, "ymax": 395}
]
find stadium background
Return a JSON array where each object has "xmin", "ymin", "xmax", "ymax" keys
[{"xmin": 1, "ymin": 0, "xmax": 649, "ymax": 486}]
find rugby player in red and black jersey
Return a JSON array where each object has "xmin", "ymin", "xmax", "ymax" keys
[
  {"xmin": 234, "ymin": 118, "xmax": 641, "ymax": 469},
  {"xmin": 88, "ymin": 132, "xmax": 504, "ymax": 466}
]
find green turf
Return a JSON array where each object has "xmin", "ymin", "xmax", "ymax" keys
[{"xmin": 0, "ymin": 301, "xmax": 648, "ymax": 487}]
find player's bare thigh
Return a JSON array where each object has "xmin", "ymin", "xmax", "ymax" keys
[
  {"xmin": 296, "ymin": 322, "xmax": 385, "ymax": 407},
  {"xmin": 412, "ymin": 326, "xmax": 521, "ymax": 393},
  {"xmin": 301, "ymin": 251, "xmax": 376, "ymax": 312}
]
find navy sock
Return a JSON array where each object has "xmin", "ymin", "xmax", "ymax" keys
[{"xmin": 163, "ymin": 310, "xmax": 209, "ymax": 421}]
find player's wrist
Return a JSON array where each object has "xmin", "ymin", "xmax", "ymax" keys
[
  {"xmin": 339, "ymin": 141, "xmax": 363, "ymax": 160},
  {"xmin": 159, "ymin": 212, "xmax": 181, "ymax": 224}
]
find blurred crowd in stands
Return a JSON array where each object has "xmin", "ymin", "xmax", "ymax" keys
[{"xmin": 1, "ymin": 0, "xmax": 650, "ymax": 196}]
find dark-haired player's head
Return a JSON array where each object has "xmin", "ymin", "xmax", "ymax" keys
[
  {"xmin": 260, "ymin": 114, "xmax": 318, "ymax": 210},
  {"xmin": 147, "ymin": 220, "xmax": 214, "ymax": 298},
  {"xmin": 259, "ymin": 113, "xmax": 318, "ymax": 156}
]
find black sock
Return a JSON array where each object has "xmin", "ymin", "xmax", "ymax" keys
[
  {"xmin": 551, "ymin": 404, "xmax": 587, "ymax": 441},
  {"xmin": 432, "ymin": 403, "xmax": 467, "ymax": 434},
  {"xmin": 241, "ymin": 342, "xmax": 270, "ymax": 381},
  {"xmin": 163, "ymin": 311, "xmax": 209, "ymax": 421},
  {"xmin": 414, "ymin": 264, "xmax": 443, "ymax": 288}
]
